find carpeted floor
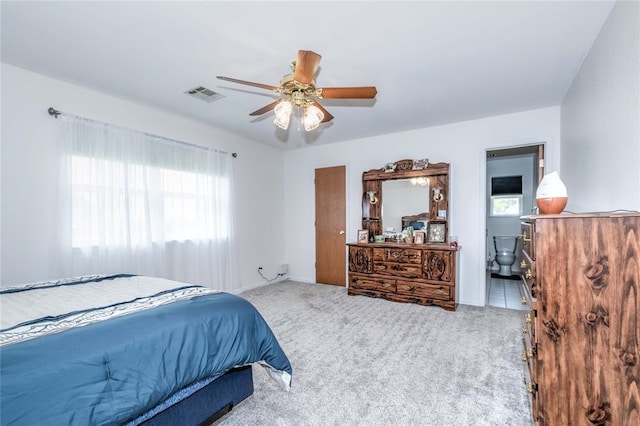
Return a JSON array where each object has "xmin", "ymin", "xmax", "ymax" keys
[{"xmin": 217, "ymin": 280, "xmax": 533, "ymax": 426}]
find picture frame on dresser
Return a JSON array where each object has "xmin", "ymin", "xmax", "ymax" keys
[
  {"xmin": 427, "ymin": 222, "xmax": 446, "ymax": 243},
  {"xmin": 357, "ymin": 229, "xmax": 369, "ymax": 244},
  {"xmin": 414, "ymin": 231, "xmax": 425, "ymax": 244}
]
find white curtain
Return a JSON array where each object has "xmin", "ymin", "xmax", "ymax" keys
[{"xmin": 52, "ymin": 114, "xmax": 239, "ymax": 292}]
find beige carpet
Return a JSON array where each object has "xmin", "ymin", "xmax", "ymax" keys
[{"xmin": 217, "ymin": 280, "xmax": 533, "ymax": 426}]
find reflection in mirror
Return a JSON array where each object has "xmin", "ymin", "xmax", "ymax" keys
[{"xmin": 381, "ymin": 179, "xmax": 430, "ymax": 233}]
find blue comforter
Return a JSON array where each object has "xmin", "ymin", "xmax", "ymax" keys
[{"xmin": 0, "ymin": 279, "xmax": 292, "ymax": 425}]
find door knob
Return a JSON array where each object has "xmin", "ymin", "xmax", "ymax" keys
[{"xmin": 339, "ymin": 230, "xmax": 345, "ymax": 235}]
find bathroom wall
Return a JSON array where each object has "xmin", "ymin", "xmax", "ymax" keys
[{"xmin": 486, "ymin": 153, "xmax": 536, "ymax": 274}]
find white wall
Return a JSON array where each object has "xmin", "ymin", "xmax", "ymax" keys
[
  {"xmin": 0, "ymin": 63, "xmax": 286, "ymax": 290},
  {"xmin": 561, "ymin": 0, "xmax": 640, "ymax": 212},
  {"xmin": 283, "ymin": 107, "xmax": 560, "ymax": 306}
]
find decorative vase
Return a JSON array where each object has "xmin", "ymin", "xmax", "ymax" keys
[
  {"xmin": 536, "ymin": 172, "xmax": 568, "ymax": 214},
  {"xmin": 536, "ymin": 197, "xmax": 568, "ymax": 214}
]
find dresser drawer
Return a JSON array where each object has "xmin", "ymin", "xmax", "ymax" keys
[
  {"xmin": 349, "ymin": 274, "xmax": 396, "ymax": 292},
  {"xmin": 520, "ymin": 251, "xmax": 538, "ymax": 302},
  {"xmin": 396, "ymin": 280, "xmax": 450, "ymax": 300},
  {"xmin": 520, "ymin": 220, "xmax": 535, "ymax": 260},
  {"xmin": 374, "ymin": 247, "xmax": 422, "ymax": 264},
  {"xmin": 422, "ymin": 250, "xmax": 454, "ymax": 282},
  {"xmin": 348, "ymin": 246, "xmax": 373, "ymax": 273},
  {"xmin": 374, "ymin": 262, "xmax": 423, "ymax": 278},
  {"xmin": 522, "ymin": 310, "xmax": 535, "ymax": 342},
  {"xmin": 521, "ymin": 336, "xmax": 535, "ymax": 379},
  {"xmin": 521, "ymin": 337, "xmax": 538, "ymax": 422},
  {"xmin": 519, "ymin": 276, "xmax": 533, "ymax": 308}
]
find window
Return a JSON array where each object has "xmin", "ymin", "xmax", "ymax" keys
[
  {"xmin": 71, "ymin": 155, "xmax": 230, "ymax": 248},
  {"xmin": 161, "ymin": 167, "xmax": 230, "ymax": 242},
  {"xmin": 490, "ymin": 175, "xmax": 523, "ymax": 216},
  {"xmin": 56, "ymin": 114, "xmax": 236, "ymax": 291},
  {"xmin": 490, "ymin": 194, "xmax": 523, "ymax": 216}
]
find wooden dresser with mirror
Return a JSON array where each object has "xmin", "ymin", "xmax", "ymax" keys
[{"xmin": 347, "ymin": 159, "xmax": 460, "ymax": 311}]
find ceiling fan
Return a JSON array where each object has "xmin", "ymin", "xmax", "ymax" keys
[{"xmin": 216, "ymin": 50, "xmax": 377, "ymax": 131}]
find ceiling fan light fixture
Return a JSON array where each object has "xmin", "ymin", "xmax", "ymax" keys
[
  {"xmin": 303, "ymin": 104, "xmax": 324, "ymax": 131},
  {"xmin": 217, "ymin": 50, "xmax": 376, "ymax": 133},
  {"xmin": 273, "ymin": 100, "xmax": 293, "ymax": 130}
]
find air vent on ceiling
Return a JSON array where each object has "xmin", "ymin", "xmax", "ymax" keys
[{"xmin": 185, "ymin": 86, "xmax": 224, "ymax": 103}]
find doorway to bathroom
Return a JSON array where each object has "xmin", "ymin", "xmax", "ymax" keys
[{"xmin": 485, "ymin": 144, "xmax": 543, "ymax": 309}]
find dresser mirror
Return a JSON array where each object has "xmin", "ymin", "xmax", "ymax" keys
[
  {"xmin": 361, "ymin": 159, "xmax": 450, "ymax": 242},
  {"xmin": 381, "ymin": 179, "xmax": 430, "ymax": 233}
]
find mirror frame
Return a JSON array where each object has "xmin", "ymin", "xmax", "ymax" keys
[{"xmin": 361, "ymin": 159, "xmax": 450, "ymax": 242}]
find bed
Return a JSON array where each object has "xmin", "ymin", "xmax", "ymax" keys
[{"xmin": 0, "ymin": 274, "xmax": 292, "ymax": 425}]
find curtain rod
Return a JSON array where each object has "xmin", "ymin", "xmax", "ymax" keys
[{"xmin": 47, "ymin": 107, "xmax": 237, "ymax": 158}]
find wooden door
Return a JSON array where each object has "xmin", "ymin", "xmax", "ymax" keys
[{"xmin": 315, "ymin": 166, "xmax": 346, "ymax": 286}]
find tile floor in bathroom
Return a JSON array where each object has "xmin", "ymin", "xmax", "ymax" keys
[{"xmin": 486, "ymin": 270, "xmax": 529, "ymax": 311}]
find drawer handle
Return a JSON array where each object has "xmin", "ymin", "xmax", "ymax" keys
[
  {"xmin": 521, "ymin": 348, "xmax": 534, "ymax": 362},
  {"xmin": 520, "ymin": 232, "xmax": 531, "ymax": 242},
  {"xmin": 526, "ymin": 382, "xmax": 537, "ymax": 394},
  {"xmin": 521, "ymin": 296, "xmax": 527, "ymax": 305},
  {"xmin": 435, "ymin": 289, "xmax": 446, "ymax": 295}
]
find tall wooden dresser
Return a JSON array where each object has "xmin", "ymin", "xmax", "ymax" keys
[{"xmin": 520, "ymin": 212, "xmax": 640, "ymax": 425}]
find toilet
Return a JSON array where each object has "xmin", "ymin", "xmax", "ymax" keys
[{"xmin": 493, "ymin": 236, "xmax": 518, "ymax": 277}]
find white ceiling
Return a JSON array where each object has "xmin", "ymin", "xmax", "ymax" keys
[{"xmin": 1, "ymin": 1, "xmax": 615, "ymax": 150}]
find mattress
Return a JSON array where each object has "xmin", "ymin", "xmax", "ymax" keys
[{"xmin": 0, "ymin": 274, "xmax": 292, "ymax": 425}]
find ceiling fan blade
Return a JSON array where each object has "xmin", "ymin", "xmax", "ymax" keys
[
  {"xmin": 319, "ymin": 86, "xmax": 378, "ymax": 99},
  {"xmin": 249, "ymin": 100, "xmax": 280, "ymax": 116},
  {"xmin": 311, "ymin": 101, "xmax": 334, "ymax": 123},
  {"xmin": 293, "ymin": 50, "xmax": 322, "ymax": 84},
  {"xmin": 216, "ymin": 76, "xmax": 280, "ymax": 92}
]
